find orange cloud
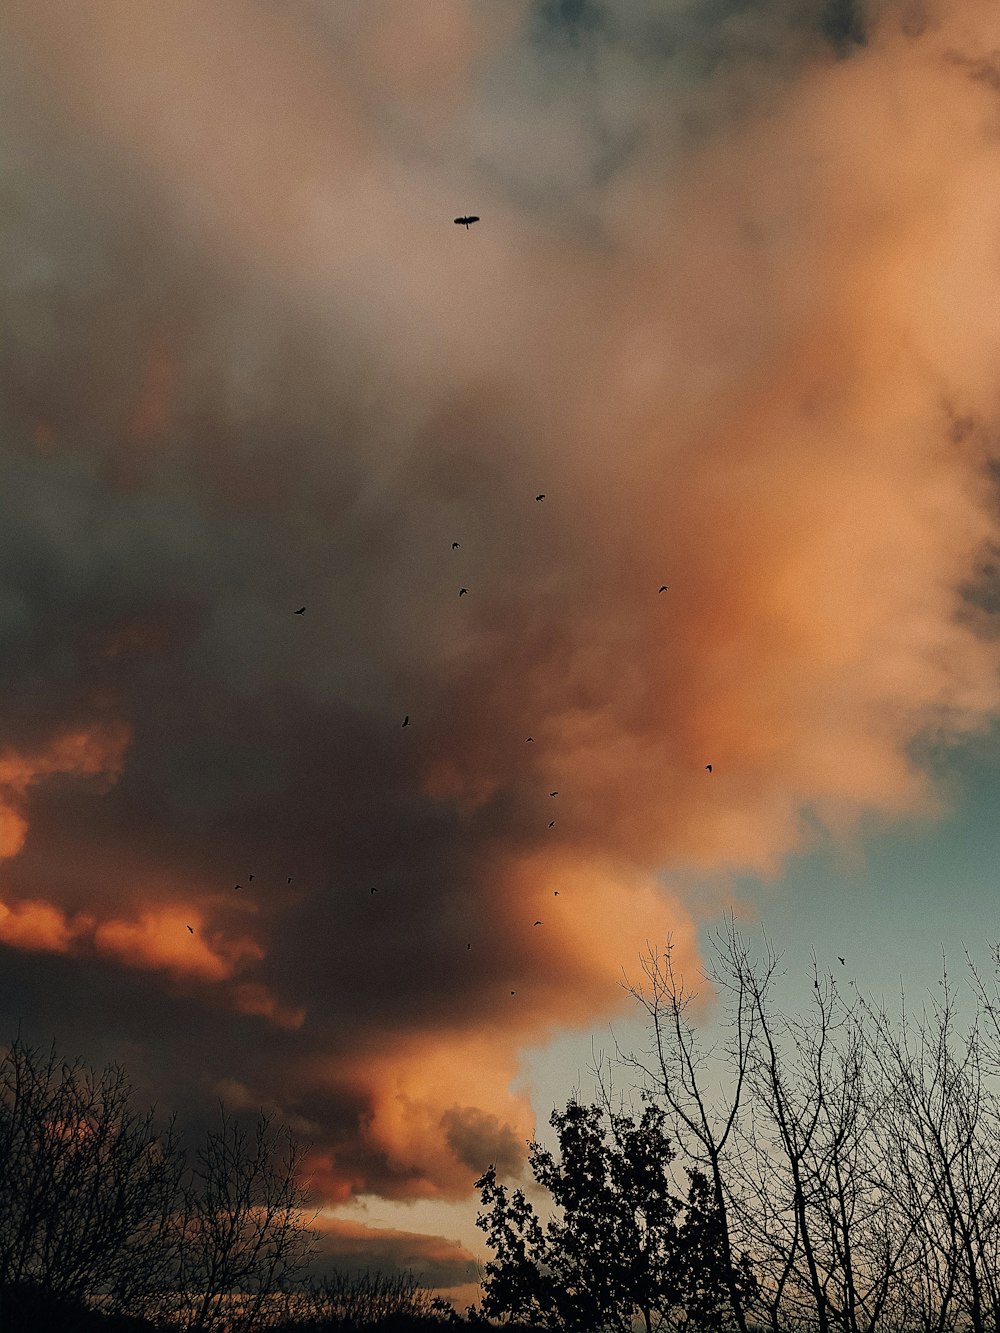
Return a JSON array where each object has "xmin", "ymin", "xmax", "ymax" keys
[
  {"xmin": 1, "ymin": 0, "xmax": 1000, "ymax": 1215},
  {"xmin": 0, "ymin": 897, "xmax": 89, "ymax": 954},
  {"xmin": 93, "ymin": 909, "xmax": 263, "ymax": 983},
  {"xmin": 0, "ymin": 722, "xmax": 131, "ymax": 860}
]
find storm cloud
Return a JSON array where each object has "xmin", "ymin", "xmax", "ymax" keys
[{"xmin": 0, "ymin": 0, "xmax": 999, "ymax": 1250}]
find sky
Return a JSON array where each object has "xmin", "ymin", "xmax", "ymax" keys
[{"xmin": 1, "ymin": 0, "xmax": 1000, "ymax": 1305}]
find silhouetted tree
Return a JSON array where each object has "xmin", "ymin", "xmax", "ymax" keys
[
  {"xmin": 173, "ymin": 1107, "xmax": 317, "ymax": 1332},
  {"xmin": 0, "ymin": 1036, "xmax": 183, "ymax": 1320},
  {"xmin": 475, "ymin": 1098, "xmax": 753, "ymax": 1333}
]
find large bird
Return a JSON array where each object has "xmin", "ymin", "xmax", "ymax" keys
[
  {"xmin": 659, "ymin": 585, "xmax": 669, "ymax": 593},
  {"xmin": 455, "ymin": 216, "xmax": 479, "ymax": 228}
]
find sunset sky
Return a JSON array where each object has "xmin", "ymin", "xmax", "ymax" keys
[{"xmin": 2, "ymin": 0, "xmax": 1000, "ymax": 1303}]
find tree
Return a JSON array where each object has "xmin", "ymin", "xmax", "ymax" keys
[
  {"xmin": 0, "ymin": 1036, "xmax": 184, "ymax": 1320},
  {"xmin": 475, "ymin": 1098, "xmax": 752, "ymax": 1333},
  {"xmin": 173, "ymin": 1108, "xmax": 317, "ymax": 1333}
]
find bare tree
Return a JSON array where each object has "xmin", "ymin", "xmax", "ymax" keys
[
  {"xmin": 0, "ymin": 1035, "xmax": 183, "ymax": 1318},
  {"xmin": 174, "ymin": 1107, "xmax": 317, "ymax": 1333},
  {"xmin": 621, "ymin": 915, "xmax": 768, "ymax": 1333}
]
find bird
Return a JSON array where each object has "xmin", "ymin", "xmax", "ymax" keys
[
  {"xmin": 705, "ymin": 764, "xmax": 713, "ymax": 773},
  {"xmin": 535, "ymin": 494, "xmax": 545, "ymax": 502},
  {"xmin": 287, "ymin": 877, "xmax": 293, "ymax": 884},
  {"xmin": 533, "ymin": 920, "xmax": 542, "ymax": 926},
  {"xmin": 838, "ymin": 957, "xmax": 846, "ymax": 966},
  {"xmin": 553, "ymin": 891, "xmax": 559, "ymax": 896},
  {"xmin": 402, "ymin": 715, "xmax": 409, "ymax": 727},
  {"xmin": 248, "ymin": 875, "xmax": 254, "ymax": 882},
  {"xmin": 459, "ymin": 588, "xmax": 468, "ymax": 597},
  {"xmin": 454, "ymin": 215, "xmax": 480, "ymax": 228},
  {"xmin": 186, "ymin": 925, "xmax": 194, "ymax": 934},
  {"xmin": 234, "ymin": 884, "xmax": 241, "ymax": 891},
  {"xmin": 294, "ymin": 607, "xmax": 305, "ymax": 614},
  {"xmin": 370, "ymin": 887, "xmax": 378, "ymax": 895},
  {"xmin": 452, "ymin": 541, "xmax": 460, "ymax": 549},
  {"xmin": 659, "ymin": 585, "xmax": 669, "ymax": 593},
  {"xmin": 510, "ymin": 990, "xmax": 516, "ymax": 996},
  {"xmin": 548, "ymin": 820, "xmax": 555, "ymax": 828},
  {"xmin": 467, "ymin": 943, "xmax": 471, "ymax": 950},
  {"xmin": 549, "ymin": 791, "xmax": 558, "ymax": 797},
  {"xmin": 526, "ymin": 736, "xmax": 534, "ymax": 742}
]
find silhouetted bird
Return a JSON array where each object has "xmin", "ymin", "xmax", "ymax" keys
[
  {"xmin": 526, "ymin": 736, "xmax": 534, "ymax": 742},
  {"xmin": 402, "ymin": 715, "xmax": 409, "ymax": 727},
  {"xmin": 510, "ymin": 990, "xmax": 516, "ymax": 996},
  {"xmin": 249, "ymin": 875, "xmax": 254, "ymax": 882},
  {"xmin": 370, "ymin": 887, "xmax": 378, "ymax": 895},
  {"xmin": 459, "ymin": 588, "xmax": 468, "ymax": 597},
  {"xmin": 549, "ymin": 791, "xmax": 558, "ymax": 797},
  {"xmin": 533, "ymin": 920, "xmax": 542, "ymax": 926},
  {"xmin": 186, "ymin": 925, "xmax": 194, "ymax": 934},
  {"xmin": 535, "ymin": 494, "xmax": 545, "ymax": 502},
  {"xmin": 705, "ymin": 764, "xmax": 713, "ymax": 773},
  {"xmin": 234, "ymin": 884, "xmax": 241, "ymax": 891},
  {"xmin": 287, "ymin": 877, "xmax": 293, "ymax": 884},
  {"xmin": 659, "ymin": 585, "xmax": 669, "ymax": 593},
  {"xmin": 452, "ymin": 541, "xmax": 460, "ymax": 549},
  {"xmin": 294, "ymin": 607, "xmax": 305, "ymax": 614},
  {"xmin": 553, "ymin": 891, "xmax": 559, "ymax": 896},
  {"xmin": 467, "ymin": 943, "xmax": 471, "ymax": 950},
  {"xmin": 548, "ymin": 820, "xmax": 555, "ymax": 828},
  {"xmin": 454, "ymin": 216, "xmax": 480, "ymax": 228},
  {"xmin": 838, "ymin": 957, "xmax": 846, "ymax": 965}
]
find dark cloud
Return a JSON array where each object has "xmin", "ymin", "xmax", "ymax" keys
[
  {"xmin": 311, "ymin": 1219, "xmax": 479, "ymax": 1291},
  {"xmin": 441, "ymin": 1106, "xmax": 523, "ymax": 1176}
]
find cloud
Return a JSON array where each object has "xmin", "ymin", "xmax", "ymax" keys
[
  {"xmin": 312, "ymin": 1216, "xmax": 479, "ymax": 1290},
  {"xmin": 0, "ymin": 0, "xmax": 997, "ymax": 1242}
]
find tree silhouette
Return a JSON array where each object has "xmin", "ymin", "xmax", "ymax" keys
[{"xmin": 475, "ymin": 1099, "xmax": 754, "ymax": 1333}]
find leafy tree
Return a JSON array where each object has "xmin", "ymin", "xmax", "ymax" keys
[{"xmin": 475, "ymin": 1099, "xmax": 754, "ymax": 1333}]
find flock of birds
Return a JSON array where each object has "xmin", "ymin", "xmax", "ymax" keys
[{"xmin": 183, "ymin": 213, "xmax": 732, "ymax": 994}]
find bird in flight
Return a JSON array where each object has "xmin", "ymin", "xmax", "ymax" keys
[
  {"xmin": 533, "ymin": 920, "xmax": 542, "ymax": 926},
  {"xmin": 459, "ymin": 588, "xmax": 468, "ymax": 597},
  {"xmin": 186, "ymin": 925, "xmax": 194, "ymax": 934},
  {"xmin": 535, "ymin": 494, "xmax": 545, "ymax": 502},
  {"xmin": 659, "ymin": 585, "xmax": 669, "ymax": 593},
  {"xmin": 455, "ymin": 215, "xmax": 480, "ymax": 228},
  {"xmin": 234, "ymin": 884, "xmax": 241, "ymax": 891},
  {"xmin": 294, "ymin": 607, "xmax": 305, "ymax": 614},
  {"xmin": 467, "ymin": 943, "xmax": 471, "ymax": 950},
  {"xmin": 510, "ymin": 990, "xmax": 516, "ymax": 996},
  {"xmin": 526, "ymin": 736, "xmax": 534, "ymax": 742},
  {"xmin": 838, "ymin": 957, "xmax": 846, "ymax": 965},
  {"xmin": 553, "ymin": 890, "xmax": 559, "ymax": 896},
  {"xmin": 287, "ymin": 877, "xmax": 293, "ymax": 884},
  {"xmin": 402, "ymin": 715, "xmax": 409, "ymax": 727},
  {"xmin": 452, "ymin": 541, "xmax": 460, "ymax": 550},
  {"xmin": 549, "ymin": 791, "xmax": 558, "ymax": 797},
  {"xmin": 248, "ymin": 875, "xmax": 254, "ymax": 882},
  {"xmin": 548, "ymin": 820, "xmax": 555, "ymax": 828},
  {"xmin": 370, "ymin": 886, "xmax": 378, "ymax": 895},
  {"xmin": 705, "ymin": 764, "xmax": 713, "ymax": 773}
]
